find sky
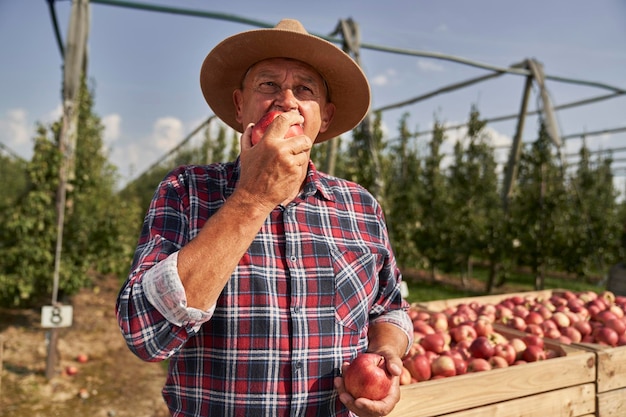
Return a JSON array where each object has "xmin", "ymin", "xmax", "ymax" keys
[{"xmin": 1, "ymin": 0, "xmax": 625, "ymax": 192}]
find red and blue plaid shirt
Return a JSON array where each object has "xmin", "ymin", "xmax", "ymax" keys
[{"xmin": 117, "ymin": 159, "xmax": 412, "ymax": 417}]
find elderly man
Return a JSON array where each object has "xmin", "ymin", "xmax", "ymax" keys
[{"xmin": 117, "ymin": 19, "xmax": 412, "ymax": 417}]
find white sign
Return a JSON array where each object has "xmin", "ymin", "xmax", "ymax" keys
[{"xmin": 41, "ymin": 305, "xmax": 73, "ymax": 328}]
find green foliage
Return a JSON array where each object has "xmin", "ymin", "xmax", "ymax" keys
[
  {"xmin": 0, "ymin": 128, "xmax": 60, "ymax": 305},
  {"xmin": 0, "ymin": 154, "xmax": 28, "ymax": 210},
  {"xmin": 385, "ymin": 114, "xmax": 423, "ymax": 268},
  {"xmin": 0, "ymin": 78, "xmax": 142, "ymax": 307},
  {"xmin": 413, "ymin": 120, "xmax": 455, "ymax": 277}
]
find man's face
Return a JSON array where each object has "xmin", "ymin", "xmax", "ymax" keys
[{"xmin": 233, "ymin": 58, "xmax": 335, "ymax": 141}]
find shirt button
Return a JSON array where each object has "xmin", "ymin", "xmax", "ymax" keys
[
  {"xmin": 295, "ymin": 361, "xmax": 303, "ymax": 369},
  {"xmin": 293, "ymin": 306, "xmax": 300, "ymax": 314},
  {"xmin": 290, "ymin": 256, "xmax": 297, "ymax": 262}
]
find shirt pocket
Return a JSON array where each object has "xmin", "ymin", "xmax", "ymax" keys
[{"xmin": 331, "ymin": 248, "xmax": 379, "ymax": 332}]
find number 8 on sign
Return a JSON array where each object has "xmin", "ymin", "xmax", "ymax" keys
[{"xmin": 41, "ymin": 305, "xmax": 73, "ymax": 328}]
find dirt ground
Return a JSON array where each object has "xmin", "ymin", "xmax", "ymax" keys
[{"xmin": 0, "ymin": 275, "xmax": 170, "ymax": 417}]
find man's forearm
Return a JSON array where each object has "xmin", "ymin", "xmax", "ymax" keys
[{"xmin": 177, "ymin": 189, "xmax": 272, "ymax": 310}]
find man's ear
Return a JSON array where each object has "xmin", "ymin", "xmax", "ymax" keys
[
  {"xmin": 319, "ymin": 103, "xmax": 335, "ymax": 133},
  {"xmin": 233, "ymin": 89, "xmax": 244, "ymax": 123}
]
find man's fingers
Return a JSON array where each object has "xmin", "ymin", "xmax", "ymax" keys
[
  {"xmin": 240, "ymin": 123, "xmax": 254, "ymax": 151},
  {"xmin": 264, "ymin": 111, "xmax": 304, "ymax": 141}
]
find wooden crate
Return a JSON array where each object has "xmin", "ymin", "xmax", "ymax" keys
[
  {"xmin": 569, "ymin": 342, "xmax": 626, "ymax": 417},
  {"xmin": 596, "ymin": 386, "xmax": 626, "ymax": 417},
  {"xmin": 573, "ymin": 343, "xmax": 626, "ymax": 393},
  {"xmin": 414, "ymin": 289, "xmax": 557, "ymax": 312},
  {"xmin": 411, "ymin": 289, "xmax": 626, "ymax": 417},
  {"xmin": 390, "ymin": 338, "xmax": 596, "ymax": 417}
]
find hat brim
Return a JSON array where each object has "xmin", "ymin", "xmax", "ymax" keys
[{"xmin": 200, "ymin": 24, "xmax": 371, "ymax": 143}]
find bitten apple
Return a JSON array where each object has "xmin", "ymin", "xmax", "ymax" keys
[
  {"xmin": 343, "ymin": 353, "xmax": 393, "ymax": 401},
  {"xmin": 250, "ymin": 111, "xmax": 304, "ymax": 145}
]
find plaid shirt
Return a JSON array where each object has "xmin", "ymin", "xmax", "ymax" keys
[{"xmin": 117, "ymin": 159, "xmax": 412, "ymax": 417}]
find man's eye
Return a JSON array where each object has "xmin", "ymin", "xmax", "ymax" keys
[
  {"xmin": 294, "ymin": 85, "xmax": 316, "ymax": 99},
  {"xmin": 258, "ymin": 82, "xmax": 279, "ymax": 93}
]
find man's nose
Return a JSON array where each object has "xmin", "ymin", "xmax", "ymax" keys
[{"xmin": 274, "ymin": 88, "xmax": 298, "ymax": 110}]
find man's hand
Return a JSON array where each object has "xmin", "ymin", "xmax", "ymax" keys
[
  {"xmin": 334, "ymin": 357, "xmax": 401, "ymax": 417},
  {"xmin": 237, "ymin": 111, "xmax": 312, "ymax": 209}
]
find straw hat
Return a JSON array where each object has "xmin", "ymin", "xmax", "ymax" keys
[{"xmin": 200, "ymin": 19, "xmax": 371, "ymax": 143}]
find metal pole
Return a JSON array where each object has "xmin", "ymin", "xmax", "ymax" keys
[
  {"xmin": 47, "ymin": 0, "xmax": 90, "ymax": 380},
  {"xmin": 502, "ymin": 61, "xmax": 534, "ymax": 211}
]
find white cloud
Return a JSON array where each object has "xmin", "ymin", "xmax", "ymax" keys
[
  {"xmin": 0, "ymin": 108, "xmax": 33, "ymax": 159},
  {"xmin": 44, "ymin": 104, "xmax": 63, "ymax": 124},
  {"xmin": 416, "ymin": 59, "xmax": 445, "ymax": 73},
  {"xmin": 371, "ymin": 74, "xmax": 389, "ymax": 86},
  {"xmin": 371, "ymin": 68, "xmax": 397, "ymax": 87},
  {"xmin": 153, "ymin": 117, "xmax": 184, "ymax": 151},
  {"xmin": 0, "ymin": 108, "xmax": 29, "ymax": 147},
  {"xmin": 102, "ymin": 113, "xmax": 121, "ymax": 145}
]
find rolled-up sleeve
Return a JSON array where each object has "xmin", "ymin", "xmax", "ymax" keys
[
  {"xmin": 141, "ymin": 251, "xmax": 215, "ymax": 333},
  {"xmin": 371, "ymin": 303, "xmax": 414, "ymax": 356}
]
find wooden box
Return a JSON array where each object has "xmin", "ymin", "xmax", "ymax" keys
[
  {"xmin": 410, "ymin": 289, "xmax": 626, "ymax": 417},
  {"xmin": 390, "ymin": 335, "xmax": 596, "ymax": 417},
  {"xmin": 572, "ymin": 343, "xmax": 626, "ymax": 417}
]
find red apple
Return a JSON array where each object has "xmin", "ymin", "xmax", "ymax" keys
[
  {"xmin": 469, "ymin": 336, "xmax": 495, "ymax": 359},
  {"xmin": 467, "ymin": 358, "xmax": 492, "ymax": 372},
  {"xmin": 508, "ymin": 337, "xmax": 527, "ymax": 360},
  {"xmin": 444, "ymin": 350, "xmax": 468, "ymax": 375},
  {"xmin": 429, "ymin": 312, "xmax": 448, "ymax": 332},
  {"xmin": 431, "ymin": 355, "xmax": 456, "ymax": 378},
  {"xmin": 505, "ymin": 316, "xmax": 527, "ymax": 331},
  {"xmin": 399, "ymin": 366, "xmax": 412, "ymax": 385},
  {"xmin": 593, "ymin": 327, "xmax": 619, "ymax": 347},
  {"xmin": 413, "ymin": 321, "xmax": 435, "ymax": 335},
  {"xmin": 76, "ymin": 353, "xmax": 89, "ymax": 364},
  {"xmin": 574, "ymin": 320, "xmax": 593, "ymax": 337},
  {"xmin": 65, "ymin": 365, "xmax": 79, "ymax": 376},
  {"xmin": 403, "ymin": 353, "xmax": 431, "ymax": 382},
  {"xmin": 343, "ymin": 353, "xmax": 393, "ymax": 400},
  {"xmin": 525, "ymin": 323, "xmax": 544, "ymax": 337},
  {"xmin": 420, "ymin": 333, "xmax": 447, "ymax": 354},
  {"xmin": 552, "ymin": 311, "xmax": 571, "ymax": 328},
  {"xmin": 522, "ymin": 345, "xmax": 547, "ymax": 362},
  {"xmin": 250, "ymin": 111, "xmax": 304, "ymax": 145},
  {"xmin": 609, "ymin": 305, "xmax": 624, "ymax": 319},
  {"xmin": 522, "ymin": 334, "xmax": 544, "ymax": 350},
  {"xmin": 605, "ymin": 318, "xmax": 626, "ymax": 336},
  {"xmin": 560, "ymin": 326, "xmax": 582, "ymax": 343},
  {"xmin": 474, "ymin": 317, "xmax": 494, "ymax": 337},
  {"xmin": 594, "ymin": 310, "xmax": 618, "ymax": 325},
  {"xmin": 600, "ymin": 290, "xmax": 616, "ymax": 305},
  {"xmin": 489, "ymin": 355, "xmax": 509, "ymax": 368},
  {"xmin": 449, "ymin": 324, "xmax": 477, "ymax": 344},
  {"xmin": 493, "ymin": 343, "xmax": 516, "ymax": 365}
]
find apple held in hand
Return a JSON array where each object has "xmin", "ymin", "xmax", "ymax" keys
[
  {"xmin": 251, "ymin": 110, "xmax": 304, "ymax": 145},
  {"xmin": 343, "ymin": 353, "xmax": 393, "ymax": 401}
]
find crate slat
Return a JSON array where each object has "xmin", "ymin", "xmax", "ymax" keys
[
  {"xmin": 596, "ymin": 386, "xmax": 626, "ymax": 417},
  {"xmin": 440, "ymin": 383, "xmax": 596, "ymax": 417},
  {"xmin": 391, "ymin": 348, "xmax": 595, "ymax": 417}
]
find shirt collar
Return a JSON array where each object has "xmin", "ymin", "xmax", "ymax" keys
[{"xmin": 304, "ymin": 161, "xmax": 335, "ymax": 202}]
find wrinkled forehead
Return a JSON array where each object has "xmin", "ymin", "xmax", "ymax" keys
[{"xmin": 242, "ymin": 58, "xmax": 329, "ymax": 94}]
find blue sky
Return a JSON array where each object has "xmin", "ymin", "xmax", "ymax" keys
[{"xmin": 1, "ymin": 0, "xmax": 625, "ymax": 191}]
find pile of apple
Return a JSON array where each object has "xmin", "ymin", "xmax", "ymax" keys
[
  {"xmin": 455, "ymin": 289, "xmax": 626, "ymax": 347},
  {"xmin": 401, "ymin": 307, "xmax": 558, "ymax": 385}
]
